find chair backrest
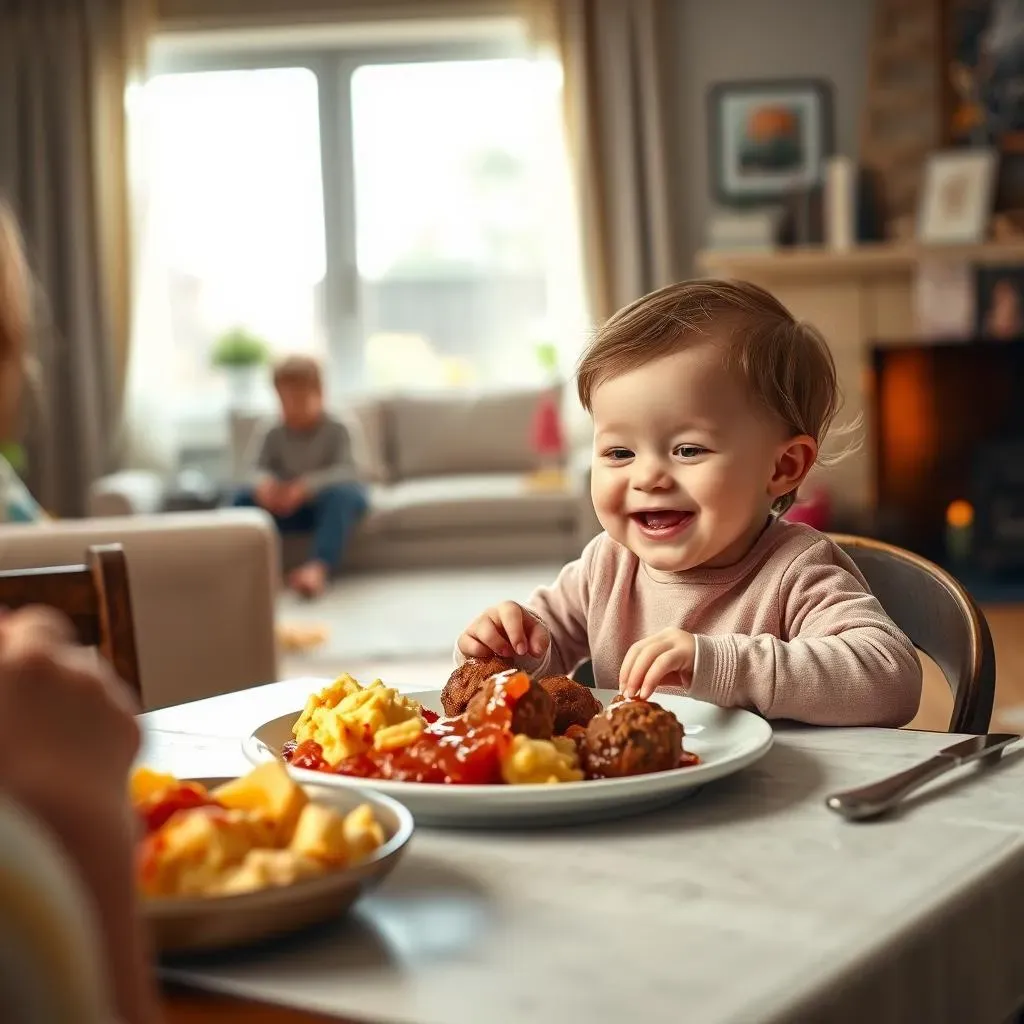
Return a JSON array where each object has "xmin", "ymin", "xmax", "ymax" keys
[
  {"xmin": 0, "ymin": 544, "xmax": 141, "ymax": 701},
  {"xmin": 831, "ymin": 534, "xmax": 995, "ymax": 734}
]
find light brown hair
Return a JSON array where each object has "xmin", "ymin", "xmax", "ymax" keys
[
  {"xmin": 0, "ymin": 202, "xmax": 30, "ymax": 439},
  {"xmin": 273, "ymin": 353, "xmax": 322, "ymax": 391},
  {"xmin": 576, "ymin": 278, "xmax": 849, "ymax": 514}
]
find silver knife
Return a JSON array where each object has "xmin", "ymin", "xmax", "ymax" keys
[{"xmin": 825, "ymin": 733, "xmax": 1020, "ymax": 821}]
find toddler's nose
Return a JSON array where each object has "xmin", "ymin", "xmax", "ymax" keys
[{"xmin": 631, "ymin": 455, "xmax": 673, "ymax": 491}]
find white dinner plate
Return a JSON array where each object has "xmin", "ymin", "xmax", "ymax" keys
[
  {"xmin": 145, "ymin": 779, "xmax": 414, "ymax": 955},
  {"xmin": 242, "ymin": 689, "xmax": 773, "ymax": 827}
]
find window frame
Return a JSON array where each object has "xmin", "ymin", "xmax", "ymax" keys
[{"xmin": 147, "ymin": 28, "xmax": 531, "ymax": 403}]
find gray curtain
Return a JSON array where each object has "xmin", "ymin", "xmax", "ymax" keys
[
  {"xmin": 0, "ymin": 0, "xmax": 141, "ymax": 515},
  {"xmin": 523, "ymin": 0, "xmax": 677, "ymax": 321}
]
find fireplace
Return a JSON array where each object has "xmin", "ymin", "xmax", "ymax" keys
[{"xmin": 870, "ymin": 339, "xmax": 1024, "ymax": 578}]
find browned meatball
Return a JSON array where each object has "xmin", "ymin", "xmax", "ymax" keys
[
  {"xmin": 465, "ymin": 670, "xmax": 555, "ymax": 740},
  {"xmin": 580, "ymin": 699, "xmax": 683, "ymax": 779},
  {"xmin": 539, "ymin": 675, "xmax": 603, "ymax": 733},
  {"xmin": 441, "ymin": 656, "xmax": 514, "ymax": 716}
]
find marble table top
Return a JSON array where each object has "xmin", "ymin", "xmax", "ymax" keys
[{"xmin": 141, "ymin": 679, "xmax": 1024, "ymax": 1024}]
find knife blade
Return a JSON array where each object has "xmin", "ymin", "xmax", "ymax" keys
[{"xmin": 825, "ymin": 733, "xmax": 1020, "ymax": 821}]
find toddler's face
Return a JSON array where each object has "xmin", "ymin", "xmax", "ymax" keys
[
  {"xmin": 589, "ymin": 342, "xmax": 800, "ymax": 573},
  {"xmin": 277, "ymin": 382, "xmax": 323, "ymax": 430}
]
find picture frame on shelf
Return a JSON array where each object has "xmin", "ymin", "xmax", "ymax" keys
[
  {"xmin": 918, "ymin": 148, "xmax": 998, "ymax": 244},
  {"xmin": 975, "ymin": 263, "xmax": 1024, "ymax": 339},
  {"xmin": 706, "ymin": 78, "xmax": 834, "ymax": 206}
]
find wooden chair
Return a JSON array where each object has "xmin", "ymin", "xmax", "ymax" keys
[
  {"xmin": 572, "ymin": 534, "xmax": 996, "ymax": 735},
  {"xmin": 0, "ymin": 544, "xmax": 141, "ymax": 701},
  {"xmin": 831, "ymin": 534, "xmax": 995, "ymax": 735}
]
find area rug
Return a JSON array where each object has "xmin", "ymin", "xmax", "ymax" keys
[{"xmin": 276, "ymin": 562, "xmax": 562, "ymax": 673}]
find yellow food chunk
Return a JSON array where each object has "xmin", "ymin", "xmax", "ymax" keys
[
  {"xmin": 291, "ymin": 675, "xmax": 426, "ymax": 767},
  {"xmin": 289, "ymin": 802, "xmax": 351, "ymax": 866},
  {"xmin": 215, "ymin": 849, "xmax": 324, "ymax": 895},
  {"xmin": 129, "ymin": 766, "xmax": 183, "ymax": 805},
  {"xmin": 211, "ymin": 762, "xmax": 308, "ymax": 843},
  {"xmin": 374, "ymin": 716, "xmax": 423, "ymax": 752},
  {"xmin": 501, "ymin": 734, "xmax": 584, "ymax": 785},
  {"xmin": 342, "ymin": 804, "xmax": 386, "ymax": 862},
  {"xmin": 292, "ymin": 674, "xmax": 363, "ymax": 738},
  {"xmin": 140, "ymin": 808, "xmax": 275, "ymax": 897}
]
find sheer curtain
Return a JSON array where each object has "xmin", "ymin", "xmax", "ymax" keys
[
  {"xmin": 521, "ymin": 0, "xmax": 677, "ymax": 322},
  {"xmin": 120, "ymin": 97, "xmax": 181, "ymax": 473}
]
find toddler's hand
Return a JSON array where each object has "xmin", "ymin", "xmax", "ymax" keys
[
  {"xmin": 458, "ymin": 601, "xmax": 550, "ymax": 661},
  {"xmin": 619, "ymin": 628, "xmax": 696, "ymax": 700}
]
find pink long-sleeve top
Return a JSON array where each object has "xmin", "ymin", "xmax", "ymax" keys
[{"xmin": 491, "ymin": 520, "xmax": 922, "ymax": 727}]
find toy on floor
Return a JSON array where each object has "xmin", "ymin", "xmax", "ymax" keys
[{"xmin": 276, "ymin": 622, "xmax": 330, "ymax": 653}]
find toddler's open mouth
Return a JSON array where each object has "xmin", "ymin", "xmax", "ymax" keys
[{"xmin": 630, "ymin": 510, "xmax": 694, "ymax": 538}]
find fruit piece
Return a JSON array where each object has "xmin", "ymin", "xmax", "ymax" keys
[
  {"xmin": 289, "ymin": 802, "xmax": 351, "ymax": 866},
  {"xmin": 130, "ymin": 767, "xmax": 183, "ymax": 805},
  {"xmin": 342, "ymin": 804, "xmax": 386, "ymax": 862},
  {"xmin": 211, "ymin": 763, "xmax": 308, "ymax": 842},
  {"xmin": 216, "ymin": 849, "xmax": 324, "ymax": 895}
]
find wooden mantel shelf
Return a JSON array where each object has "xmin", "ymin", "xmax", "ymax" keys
[{"xmin": 697, "ymin": 241, "xmax": 1024, "ymax": 280}]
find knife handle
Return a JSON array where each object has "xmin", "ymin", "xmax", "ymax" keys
[{"xmin": 825, "ymin": 756, "xmax": 953, "ymax": 821}]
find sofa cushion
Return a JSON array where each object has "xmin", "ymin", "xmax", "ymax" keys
[
  {"xmin": 389, "ymin": 387, "xmax": 560, "ymax": 480},
  {"xmin": 340, "ymin": 398, "xmax": 390, "ymax": 484},
  {"xmin": 363, "ymin": 473, "xmax": 577, "ymax": 535}
]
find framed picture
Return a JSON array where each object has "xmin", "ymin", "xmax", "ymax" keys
[
  {"xmin": 918, "ymin": 149, "xmax": 998, "ymax": 243},
  {"xmin": 975, "ymin": 264, "xmax": 1024, "ymax": 339},
  {"xmin": 944, "ymin": 0, "xmax": 1024, "ymax": 151},
  {"xmin": 707, "ymin": 79, "xmax": 834, "ymax": 206}
]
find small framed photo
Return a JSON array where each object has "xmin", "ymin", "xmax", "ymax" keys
[
  {"xmin": 918, "ymin": 149, "xmax": 998, "ymax": 244},
  {"xmin": 975, "ymin": 264, "xmax": 1024, "ymax": 340},
  {"xmin": 707, "ymin": 79, "xmax": 834, "ymax": 206}
]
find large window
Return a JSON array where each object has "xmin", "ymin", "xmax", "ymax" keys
[{"xmin": 138, "ymin": 27, "xmax": 586, "ymax": 430}]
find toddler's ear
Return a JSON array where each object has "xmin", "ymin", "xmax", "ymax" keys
[{"xmin": 768, "ymin": 434, "xmax": 817, "ymax": 501}]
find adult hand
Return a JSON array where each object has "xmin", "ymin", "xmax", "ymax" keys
[
  {"xmin": 619, "ymin": 628, "xmax": 696, "ymax": 699},
  {"xmin": 0, "ymin": 606, "xmax": 157, "ymax": 1023},
  {"xmin": 458, "ymin": 601, "xmax": 550, "ymax": 660}
]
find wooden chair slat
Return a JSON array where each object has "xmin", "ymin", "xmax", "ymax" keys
[{"xmin": 0, "ymin": 544, "xmax": 141, "ymax": 701}]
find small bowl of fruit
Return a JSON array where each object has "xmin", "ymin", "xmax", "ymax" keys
[{"xmin": 132, "ymin": 761, "xmax": 414, "ymax": 955}]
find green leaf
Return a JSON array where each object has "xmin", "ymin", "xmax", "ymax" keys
[{"xmin": 210, "ymin": 328, "xmax": 270, "ymax": 368}]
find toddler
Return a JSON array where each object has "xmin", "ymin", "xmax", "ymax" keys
[
  {"xmin": 457, "ymin": 279, "xmax": 922, "ymax": 727},
  {"xmin": 235, "ymin": 355, "xmax": 368, "ymax": 598}
]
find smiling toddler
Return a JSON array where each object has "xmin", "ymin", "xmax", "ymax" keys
[{"xmin": 455, "ymin": 279, "xmax": 922, "ymax": 727}]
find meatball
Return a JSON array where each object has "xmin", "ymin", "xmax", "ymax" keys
[
  {"xmin": 538, "ymin": 675, "xmax": 603, "ymax": 733},
  {"xmin": 441, "ymin": 656, "xmax": 513, "ymax": 716},
  {"xmin": 465, "ymin": 670, "xmax": 555, "ymax": 740},
  {"xmin": 580, "ymin": 699, "xmax": 683, "ymax": 779}
]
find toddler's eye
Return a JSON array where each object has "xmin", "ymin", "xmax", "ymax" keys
[
  {"xmin": 604, "ymin": 448, "xmax": 633, "ymax": 461},
  {"xmin": 674, "ymin": 445, "xmax": 706, "ymax": 459}
]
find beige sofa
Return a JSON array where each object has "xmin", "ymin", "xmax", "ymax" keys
[
  {"xmin": 92, "ymin": 387, "xmax": 602, "ymax": 571},
  {"xmin": 0, "ymin": 509, "xmax": 279, "ymax": 711}
]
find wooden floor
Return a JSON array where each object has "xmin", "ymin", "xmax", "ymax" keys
[{"xmin": 909, "ymin": 604, "xmax": 1024, "ymax": 734}]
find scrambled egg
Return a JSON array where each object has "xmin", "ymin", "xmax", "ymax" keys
[
  {"xmin": 501, "ymin": 734, "xmax": 584, "ymax": 784},
  {"xmin": 292, "ymin": 674, "xmax": 425, "ymax": 767},
  {"xmin": 134, "ymin": 761, "xmax": 387, "ymax": 899}
]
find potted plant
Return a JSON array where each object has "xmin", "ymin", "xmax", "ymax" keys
[{"xmin": 210, "ymin": 327, "xmax": 269, "ymax": 407}]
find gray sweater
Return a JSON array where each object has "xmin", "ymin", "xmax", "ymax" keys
[{"xmin": 251, "ymin": 415, "xmax": 361, "ymax": 493}]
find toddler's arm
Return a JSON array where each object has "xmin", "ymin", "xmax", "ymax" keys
[
  {"xmin": 689, "ymin": 539, "xmax": 922, "ymax": 727},
  {"xmin": 519, "ymin": 535, "xmax": 602, "ymax": 677},
  {"xmin": 301, "ymin": 419, "xmax": 362, "ymax": 493},
  {"xmin": 453, "ymin": 534, "xmax": 603, "ymax": 678}
]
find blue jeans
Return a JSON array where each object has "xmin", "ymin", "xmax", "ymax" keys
[{"xmin": 233, "ymin": 482, "xmax": 369, "ymax": 570}]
